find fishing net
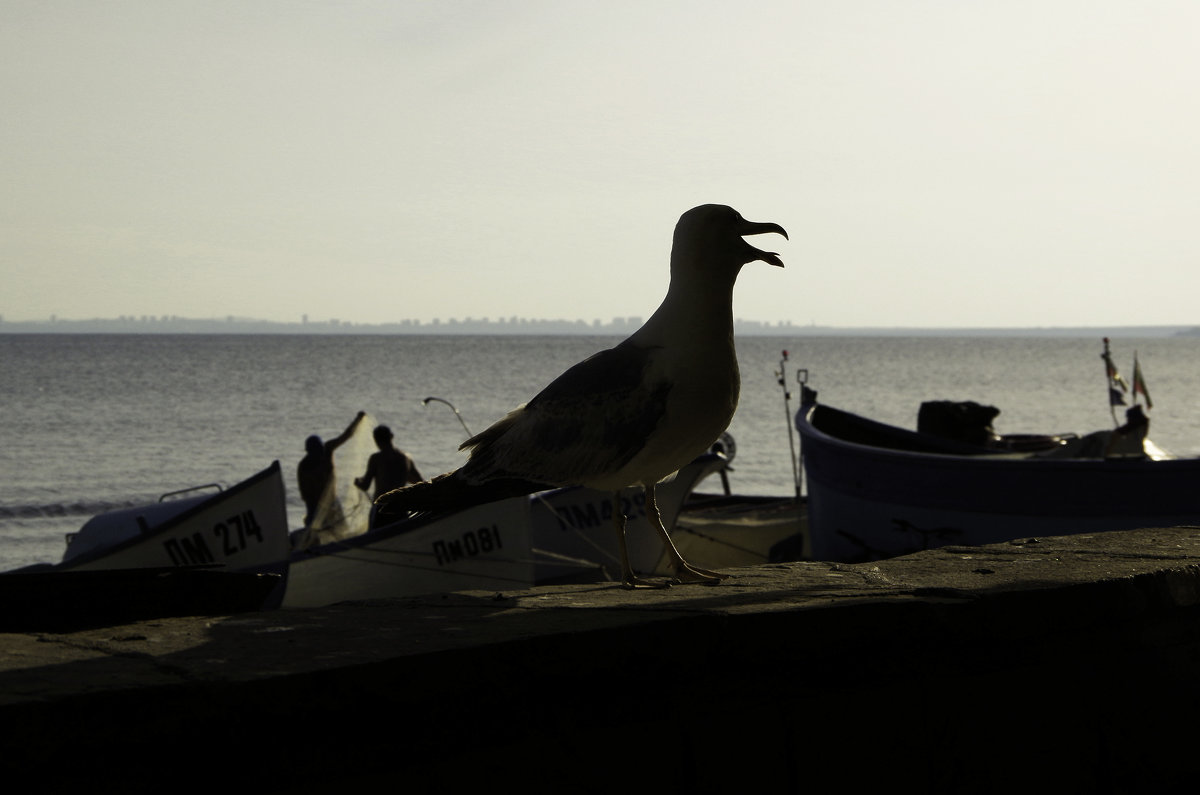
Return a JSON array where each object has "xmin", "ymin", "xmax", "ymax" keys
[{"xmin": 294, "ymin": 413, "xmax": 377, "ymax": 549}]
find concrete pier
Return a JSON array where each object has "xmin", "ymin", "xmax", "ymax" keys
[{"xmin": 3, "ymin": 525, "xmax": 1200, "ymax": 793}]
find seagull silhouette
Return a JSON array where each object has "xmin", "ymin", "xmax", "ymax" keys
[{"xmin": 375, "ymin": 204, "xmax": 787, "ymax": 587}]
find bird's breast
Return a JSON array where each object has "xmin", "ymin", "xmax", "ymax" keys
[
  {"xmin": 588, "ymin": 338, "xmax": 739, "ymax": 490},
  {"xmin": 660, "ymin": 346, "xmax": 740, "ymax": 448}
]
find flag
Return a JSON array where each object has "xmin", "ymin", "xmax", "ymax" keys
[
  {"xmin": 1105, "ymin": 354, "xmax": 1129, "ymax": 392},
  {"xmin": 1101, "ymin": 338, "xmax": 1128, "ymax": 405},
  {"xmin": 1133, "ymin": 352, "xmax": 1153, "ymax": 410}
]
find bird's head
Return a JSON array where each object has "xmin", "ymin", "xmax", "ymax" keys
[{"xmin": 671, "ymin": 205, "xmax": 788, "ymax": 282}]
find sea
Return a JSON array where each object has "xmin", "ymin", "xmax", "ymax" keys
[{"xmin": 3, "ymin": 332, "xmax": 1198, "ymax": 572}]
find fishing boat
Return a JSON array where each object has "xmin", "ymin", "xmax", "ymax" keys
[
  {"xmin": 57, "ymin": 461, "xmax": 291, "ymax": 577},
  {"xmin": 529, "ymin": 452, "xmax": 731, "ymax": 583},
  {"xmin": 0, "ymin": 462, "xmax": 292, "ymax": 627},
  {"xmin": 281, "ymin": 496, "xmax": 533, "ymax": 607},
  {"xmin": 794, "ymin": 382, "xmax": 1200, "ymax": 562},
  {"xmin": 672, "ymin": 492, "xmax": 808, "ymax": 567},
  {"xmin": 283, "ymin": 447, "xmax": 763, "ymax": 603}
]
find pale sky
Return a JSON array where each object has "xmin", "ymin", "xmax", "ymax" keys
[{"xmin": 4, "ymin": 0, "xmax": 1198, "ymax": 328}]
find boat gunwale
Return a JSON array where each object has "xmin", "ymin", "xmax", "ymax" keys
[{"xmin": 797, "ymin": 403, "xmax": 1200, "ymax": 473}]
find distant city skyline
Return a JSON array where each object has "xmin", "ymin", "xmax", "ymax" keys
[
  {"xmin": 0, "ymin": 311, "xmax": 808, "ymax": 336},
  {"xmin": 1, "ymin": 312, "xmax": 1193, "ymax": 339}
]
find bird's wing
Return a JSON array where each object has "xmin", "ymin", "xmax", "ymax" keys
[{"xmin": 460, "ymin": 340, "xmax": 670, "ymax": 486}]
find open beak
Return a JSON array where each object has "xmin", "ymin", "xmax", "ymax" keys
[{"xmin": 739, "ymin": 219, "xmax": 788, "ymax": 267}]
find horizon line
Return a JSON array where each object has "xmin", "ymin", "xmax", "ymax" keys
[{"xmin": 0, "ymin": 314, "xmax": 1195, "ymax": 338}]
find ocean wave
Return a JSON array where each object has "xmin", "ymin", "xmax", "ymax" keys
[{"xmin": 0, "ymin": 498, "xmax": 143, "ymax": 521}]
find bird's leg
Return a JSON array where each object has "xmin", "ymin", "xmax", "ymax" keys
[
  {"xmin": 645, "ymin": 483, "xmax": 728, "ymax": 584},
  {"xmin": 613, "ymin": 492, "xmax": 669, "ymax": 589}
]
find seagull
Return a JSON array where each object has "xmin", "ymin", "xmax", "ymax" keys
[{"xmin": 375, "ymin": 204, "xmax": 787, "ymax": 587}]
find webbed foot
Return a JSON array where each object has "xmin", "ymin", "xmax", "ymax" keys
[{"xmin": 672, "ymin": 563, "xmax": 728, "ymax": 585}]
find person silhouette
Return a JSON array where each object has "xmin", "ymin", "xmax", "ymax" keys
[
  {"xmin": 355, "ymin": 425, "xmax": 423, "ymax": 500},
  {"xmin": 297, "ymin": 411, "xmax": 367, "ymax": 530}
]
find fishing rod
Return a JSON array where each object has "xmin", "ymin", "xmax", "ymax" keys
[
  {"xmin": 795, "ymin": 366, "xmax": 810, "ymax": 500},
  {"xmin": 422, "ymin": 396, "xmax": 474, "ymax": 438},
  {"xmin": 775, "ymin": 350, "xmax": 802, "ymax": 500}
]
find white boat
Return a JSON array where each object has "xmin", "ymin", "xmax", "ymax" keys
[
  {"xmin": 282, "ymin": 437, "xmax": 811, "ymax": 604},
  {"xmin": 528, "ymin": 452, "xmax": 730, "ymax": 583},
  {"xmin": 0, "ymin": 462, "xmax": 293, "ymax": 624},
  {"xmin": 282, "ymin": 451, "xmax": 736, "ymax": 603},
  {"xmin": 281, "ymin": 496, "xmax": 533, "ymax": 608},
  {"xmin": 672, "ymin": 493, "xmax": 808, "ymax": 567},
  {"xmin": 58, "ymin": 461, "xmax": 291, "ymax": 578}
]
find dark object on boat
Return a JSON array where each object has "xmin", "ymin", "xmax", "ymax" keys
[
  {"xmin": 917, "ymin": 400, "xmax": 1076, "ymax": 452},
  {"xmin": 0, "ymin": 566, "xmax": 281, "ymax": 632},
  {"xmin": 917, "ymin": 400, "xmax": 1001, "ymax": 447}
]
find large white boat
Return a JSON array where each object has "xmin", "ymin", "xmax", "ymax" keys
[{"xmin": 281, "ymin": 451, "xmax": 741, "ymax": 604}]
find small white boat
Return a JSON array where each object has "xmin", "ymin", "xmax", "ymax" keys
[
  {"xmin": 281, "ymin": 496, "xmax": 533, "ymax": 608},
  {"xmin": 672, "ymin": 493, "xmax": 808, "ymax": 567},
  {"xmin": 528, "ymin": 452, "xmax": 729, "ymax": 583},
  {"xmin": 1, "ymin": 462, "xmax": 293, "ymax": 625},
  {"xmin": 58, "ymin": 461, "xmax": 291, "ymax": 578}
]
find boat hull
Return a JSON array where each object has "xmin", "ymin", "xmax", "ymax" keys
[
  {"xmin": 0, "ymin": 568, "xmax": 282, "ymax": 631},
  {"xmin": 796, "ymin": 404, "xmax": 1200, "ymax": 562},
  {"xmin": 282, "ymin": 497, "xmax": 532, "ymax": 607}
]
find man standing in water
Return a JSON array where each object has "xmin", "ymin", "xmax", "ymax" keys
[
  {"xmin": 298, "ymin": 411, "xmax": 367, "ymax": 529},
  {"xmin": 355, "ymin": 424, "xmax": 423, "ymax": 500}
]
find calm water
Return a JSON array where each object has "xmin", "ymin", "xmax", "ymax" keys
[{"xmin": 3, "ymin": 333, "xmax": 1198, "ymax": 570}]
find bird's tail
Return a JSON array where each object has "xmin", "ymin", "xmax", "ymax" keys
[{"xmin": 373, "ymin": 470, "xmax": 555, "ymax": 524}]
